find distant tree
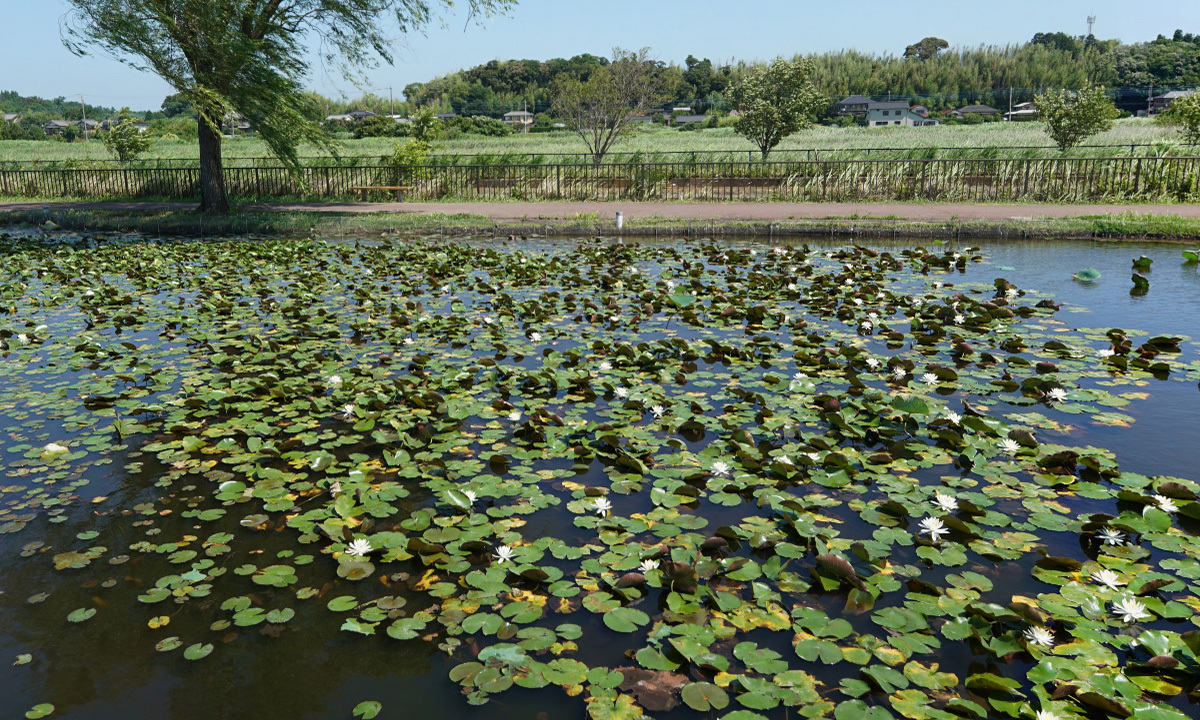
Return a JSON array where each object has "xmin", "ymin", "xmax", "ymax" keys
[
  {"xmin": 728, "ymin": 57, "xmax": 825, "ymax": 159},
  {"xmin": 1031, "ymin": 32, "xmax": 1083, "ymax": 54},
  {"xmin": 551, "ymin": 47, "xmax": 670, "ymax": 165},
  {"xmin": 100, "ymin": 111, "xmax": 152, "ymax": 161},
  {"xmin": 160, "ymin": 93, "xmax": 194, "ymax": 118},
  {"xmin": 904, "ymin": 37, "xmax": 949, "ymax": 61},
  {"xmin": 63, "ymin": 0, "xmax": 514, "ymax": 213},
  {"xmin": 410, "ymin": 107, "xmax": 442, "ymax": 143},
  {"xmin": 1034, "ymin": 82, "xmax": 1118, "ymax": 150},
  {"xmin": 1158, "ymin": 92, "xmax": 1200, "ymax": 144},
  {"xmin": 353, "ymin": 115, "xmax": 408, "ymax": 139}
]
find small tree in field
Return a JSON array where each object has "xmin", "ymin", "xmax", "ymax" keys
[
  {"xmin": 1034, "ymin": 82, "xmax": 1117, "ymax": 151},
  {"xmin": 551, "ymin": 47, "xmax": 669, "ymax": 166},
  {"xmin": 1159, "ymin": 92, "xmax": 1200, "ymax": 144},
  {"xmin": 100, "ymin": 112, "xmax": 152, "ymax": 161},
  {"xmin": 728, "ymin": 58, "xmax": 825, "ymax": 159}
]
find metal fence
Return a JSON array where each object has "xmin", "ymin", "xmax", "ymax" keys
[
  {"xmin": 2, "ymin": 142, "xmax": 1197, "ymax": 171},
  {"xmin": 2, "ymin": 156, "xmax": 1198, "ymax": 203}
]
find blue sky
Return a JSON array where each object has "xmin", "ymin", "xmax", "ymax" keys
[{"xmin": 3, "ymin": 0, "xmax": 1199, "ymax": 110}]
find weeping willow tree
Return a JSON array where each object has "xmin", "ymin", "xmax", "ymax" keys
[{"xmin": 61, "ymin": 0, "xmax": 513, "ymax": 212}]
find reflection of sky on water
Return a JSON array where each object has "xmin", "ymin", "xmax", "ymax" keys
[{"xmin": 0, "ymin": 234, "xmax": 1197, "ymax": 719}]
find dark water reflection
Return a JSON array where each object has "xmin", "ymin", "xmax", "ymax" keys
[{"xmin": 1, "ymin": 234, "xmax": 1198, "ymax": 719}]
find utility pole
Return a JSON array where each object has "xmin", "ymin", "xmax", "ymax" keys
[
  {"xmin": 1008, "ymin": 87, "xmax": 1013, "ymax": 118},
  {"xmin": 387, "ymin": 87, "xmax": 394, "ymax": 116},
  {"xmin": 79, "ymin": 94, "xmax": 89, "ymax": 140},
  {"xmin": 1148, "ymin": 82, "xmax": 1154, "ymax": 116}
]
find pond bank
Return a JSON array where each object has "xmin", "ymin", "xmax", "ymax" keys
[{"xmin": 4, "ymin": 200, "xmax": 1200, "ymax": 241}]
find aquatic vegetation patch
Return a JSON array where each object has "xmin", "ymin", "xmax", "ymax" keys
[{"xmin": 1, "ymin": 231, "xmax": 1199, "ymax": 720}]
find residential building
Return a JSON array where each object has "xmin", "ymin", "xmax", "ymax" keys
[
  {"xmin": 3, "ymin": 113, "xmax": 18, "ymax": 124},
  {"xmin": 834, "ymin": 95, "xmax": 872, "ymax": 116},
  {"xmin": 909, "ymin": 105, "xmax": 930, "ymax": 118},
  {"xmin": 1150, "ymin": 90, "xmax": 1194, "ymax": 115},
  {"xmin": 1003, "ymin": 102, "xmax": 1039, "ymax": 121},
  {"xmin": 672, "ymin": 114, "xmax": 710, "ymax": 126},
  {"xmin": 866, "ymin": 102, "xmax": 938, "ymax": 127},
  {"xmin": 42, "ymin": 119, "xmax": 98, "ymax": 135},
  {"xmin": 502, "ymin": 110, "xmax": 535, "ymax": 128},
  {"xmin": 957, "ymin": 104, "xmax": 1001, "ymax": 116}
]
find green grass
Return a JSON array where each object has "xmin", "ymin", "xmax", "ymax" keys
[
  {"xmin": 0, "ymin": 119, "xmax": 1187, "ymax": 167},
  {"xmin": 6, "ymin": 206, "xmax": 1200, "ymax": 242}
]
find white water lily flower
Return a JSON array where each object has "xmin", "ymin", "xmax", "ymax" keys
[
  {"xmin": 921, "ymin": 372, "xmax": 939, "ymax": 386},
  {"xmin": 482, "ymin": 316, "xmax": 494, "ymax": 325},
  {"xmin": 1113, "ymin": 596, "xmax": 1151, "ymax": 623},
  {"xmin": 1024, "ymin": 626, "xmax": 1055, "ymax": 647},
  {"xmin": 843, "ymin": 278, "xmax": 853, "ymax": 286},
  {"xmin": 952, "ymin": 252, "xmax": 961, "ymax": 260},
  {"xmin": 934, "ymin": 492, "xmax": 959, "ymax": 513},
  {"xmin": 1097, "ymin": 527, "xmax": 1126, "ymax": 546},
  {"xmin": 17, "ymin": 333, "xmax": 28, "ymax": 344},
  {"xmin": 1098, "ymin": 348, "xmax": 1115, "ymax": 358},
  {"xmin": 594, "ymin": 497, "xmax": 613, "ymax": 517},
  {"xmin": 933, "ymin": 282, "xmax": 943, "ymax": 289},
  {"xmin": 777, "ymin": 455, "xmax": 793, "ymax": 465},
  {"xmin": 614, "ymin": 387, "xmax": 629, "ymax": 399},
  {"xmin": 860, "ymin": 320, "xmax": 873, "ymax": 331},
  {"xmin": 665, "ymin": 279, "xmax": 676, "ymax": 289},
  {"xmin": 1091, "ymin": 569, "xmax": 1124, "ymax": 589},
  {"xmin": 954, "ymin": 314, "xmax": 966, "ymax": 324},
  {"xmin": 43, "ymin": 442, "xmax": 69, "ymax": 455},
  {"xmin": 1005, "ymin": 288, "xmax": 1019, "ymax": 299},
  {"xmin": 639, "ymin": 559, "xmax": 660, "ymax": 572},
  {"xmin": 402, "ymin": 337, "xmax": 415, "ymax": 346},
  {"xmin": 493, "ymin": 544, "xmax": 515, "ymax": 563},
  {"xmin": 345, "ymin": 538, "xmax": 372, "ymax": 557},
  {"xmin": 1046, "ymin": 388, "xmax": 1068, "ymax": 404},
  {"xmin": 787, "ymin": 283, "xmax": 798, "ymax": 291},
  {"xmin": 326, "ymin": 375, "xmax": 343, "ymax": 388},
  {"xmin": 998, "ymin": 438, "xmax": 1021, "ymax": 455},
  {"xmin": 598, "ymin": 361, "xmax": 613, "ymax": 371},
  {"xmin": 1153, "ymin": 494, "xmax": 1179, "ymax": 513},
  {"xmin": 529, "ymin": 331, "xmax": 542, "ymax": 342},
  {"xmin": 944, "ymin": 411, "xmax": 962, "ymax": 425},
  {"xmin": 853, "ymin": 298, "xmax": 864, "ymax": 306},
  {"xmin": 1034, "ymin": 711, "xmax": 1059, "ymax": 720},
  {"xmin": 711, "ymin": 461, "xmax": 732, "ymax": 477},
  {"xmin": 868, "ymin": 311, "xmax": 879, "ymax": 321},
  {"xmin": 649, "ymin": 405, "xmax": 665, "ymax": 418},
  {"xmin": 508, "ymin": 411, "xmax": 521, "ymax": 422},
  {"xmin": 463, "ymin": 490, "xmax": 477, "ymax": 504},
  {"xmin": 340, "ymin": 404, "xmax": 356, "ymax": 420},
  {"xmin": 918, "ymin": 517, "xmax": 949, "ymax": 542},
  {"xmin": 892, "ymin": 367, "xmax": 907, "ymax": 380},
  {"xmin": 865, "ymin": 357, "xmax": 881, "ymax": 370}
]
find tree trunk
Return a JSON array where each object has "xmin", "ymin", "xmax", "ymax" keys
[{"xmin": 197, "ymin": 116, "xmax": 229, "ymax": 213}]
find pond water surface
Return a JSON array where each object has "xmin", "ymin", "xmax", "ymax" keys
[{"xmin": 0, "ymin": 232, "xmax": 1198, "ymax": 720}]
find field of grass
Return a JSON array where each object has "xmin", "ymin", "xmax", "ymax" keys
[{"xmin": 0, "ymin": 119, "xmax": 1188, "ymax": 167}]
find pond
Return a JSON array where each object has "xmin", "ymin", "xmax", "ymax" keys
[{"xmin": 0, "ymin": 231, "xmax": 1198, "ymax": 720}]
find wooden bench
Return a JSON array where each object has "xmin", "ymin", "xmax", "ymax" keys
[{"xmin": 349, "ymin": 186, "xmax": 413, "ymax": 202}]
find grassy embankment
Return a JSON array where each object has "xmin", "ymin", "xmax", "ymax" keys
[
  {"xmin": 4, "ymin": 205, "xmax": 1200, "ymax": 242},
  {"xmin": 0, "ymin": 119, "xmax": 1187, "ymax": 167}
]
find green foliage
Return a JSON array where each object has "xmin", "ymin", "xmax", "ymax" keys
[
  {"xmin": 1158, "ymin": 92, "xmax": 1200, "ymax": 144},
  {"xmin": 99, "ymin": 112, "xmax": 152, "ymax": 162},
  {"xmin": 1035, "ymin": 82, "xmax": 1118, "ymax": 151},
  {"xmin": 60, "ymin": 0, "xmax": 514, "ymax": 212},
  {"xmin": 353, "ymin": 115, "xmax": 410, "ymax": 139},
  {"xmin": 728, "ymin": 58, "xmax": 825, "ymax": 158},
  {"xmin": 411, "ymin": 108, "xmax": 442, "ymax": 143},
  {"xmin": 551, "ymin": 47, "xmax": 670, "ymax": 165},
  {"xmin": 904, "ymin": 37, "xmax": 949, "ymax": 61}
]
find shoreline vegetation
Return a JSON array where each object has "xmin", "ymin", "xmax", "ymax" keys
[{"xmin": 4, "ymin": 206, "xmax": 1200, "ymax": 242}]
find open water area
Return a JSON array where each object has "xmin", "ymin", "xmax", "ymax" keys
[{"xmin": 0, "ymin": 230, "xmax": 1197, "ymax": 720}]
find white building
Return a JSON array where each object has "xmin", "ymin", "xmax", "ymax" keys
[{"xmin": 866, "ymin": 102, "xmax": 938, "ymax": 127}]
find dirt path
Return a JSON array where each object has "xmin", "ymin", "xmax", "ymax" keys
[{"xmin": 3, "ymin": 200, "xmax": 1200, "ymax": 221}]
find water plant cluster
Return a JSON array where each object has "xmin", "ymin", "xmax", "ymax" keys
[{"xmin": 1, "ymin": 232, "xmax": 1199, "ymax": 720}]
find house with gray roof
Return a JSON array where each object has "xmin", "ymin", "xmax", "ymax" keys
[
  {"xmin": 866, "ymin": 102, "xmax": 938, "ymax": 127},
  {"xmin": 834, "ymin": 95, "xmax": 873, "ymax": 116},
  {"xmin": 1150, "ymin": 90, "xmax": 1194, "ymax": 114},
  {"xmin": 957, "ymin": 104, "xmax": 1001, "ymax": 116}
]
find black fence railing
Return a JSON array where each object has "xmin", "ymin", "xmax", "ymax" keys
[
  {"xmin": 2, "ymin": 156, "xmax": 1198, "ymax": 203},
  {"xmin": 1, "ymin": 142, "xmax": 1196, "ymax": 171}
]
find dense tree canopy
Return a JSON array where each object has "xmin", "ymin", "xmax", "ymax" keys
[{"xmin": 61, "ymin": 0, "xmax": 514, "ymax": 212}]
